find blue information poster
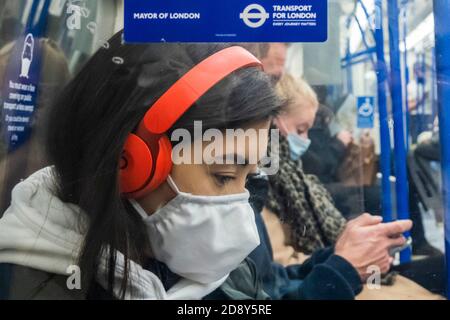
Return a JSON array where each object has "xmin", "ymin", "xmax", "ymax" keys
[
  {"xmin": 124, "ymin": 0, "xmax": 328, "ymax": 43},
  {"xmin": 0, "ymin": 0, "xmax": 50, "ymax": 152},
  {"xmin": 1, "ymin": 34, "xmax": 42, "ymax": 152},
  {"xmin": 357, "ymin": 96, "xmax": 375, "ymax": 129}
]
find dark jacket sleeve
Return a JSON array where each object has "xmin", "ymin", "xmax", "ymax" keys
[
  {"xmin": 280, "ymin": 247, "xmax": 363, "ymax": 300},
  {"xmin": 247, "ymin": 175, "xmax": 362, "ymax": 300},
  {"xmin": 1, "ymin": 264, "xmax": 88, "ymax": 300}
]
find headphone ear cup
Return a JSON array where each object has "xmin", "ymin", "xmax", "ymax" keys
[
  {"xmin": 130, "ymin": 135, "xmax": 173, "ymax": 198},
  {"xmin": 120, "ymin": 133, "xmax": 153, "ymax": 195},
  {"xmin": 147, "ymin": 134, "xmax": 173, "ymax": 191}
]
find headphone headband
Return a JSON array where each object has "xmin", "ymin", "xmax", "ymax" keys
[
  {"xmin": 121, "ymin": 46, "xmax": 263, "ymax": 198},
  {"xmin": 138, "ymin": 46, "xmax": 263, "ymax": 135}
]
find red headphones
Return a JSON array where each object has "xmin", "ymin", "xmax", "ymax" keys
[{"xmin": 120, "ymin": 46, "xmax": 263, "ymax": 199}]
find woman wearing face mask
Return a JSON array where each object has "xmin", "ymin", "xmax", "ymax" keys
[
  {"xmin": 264, "ymin": 74, "xmax": 347, "ymax": 262},
  {"xmin": 257, "ymin": 74, "xmax": 443, "ymax": 299},
  {"xmin": 261, "ymin": 74, "xmax": 412, "ymax": 273},
  {"xmin": 0, "ymin": 33, "xmax": 284, "ymax": 299}
]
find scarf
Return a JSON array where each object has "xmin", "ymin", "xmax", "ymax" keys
[{"xmin": 266, "ymin": 135, "xmax": 346, "ymax": 254}]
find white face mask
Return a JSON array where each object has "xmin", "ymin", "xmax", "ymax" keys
[{"xmin": 129, "ymin": 175, "xmax": 260, "ymax": 284}]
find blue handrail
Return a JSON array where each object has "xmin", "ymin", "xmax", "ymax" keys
[
  {"xmin": 387, "ymin": 0, "xmax": 412, "ymax": 263},
  {"xmin": 374, "ymin": 0, "xmax": 393, "ymax": 223},
  {"xmin": 431, "ymin": 47, "xmax": 438, "ymax": 122},
  {"xmin": 401, "ymin": 0, "xmax": 411, "ymax": 151},
  {"xmin": 433, "ymin": 0, "xmax": 450, "ymax": 299},
  {"xmin": 353, "ymin": 13, "xmax": 376, "ymax": 70}
]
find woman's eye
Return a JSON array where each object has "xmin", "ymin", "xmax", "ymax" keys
[{"xmin": 214, "ymin": 175, "xmax": 235, "ymax": 186}]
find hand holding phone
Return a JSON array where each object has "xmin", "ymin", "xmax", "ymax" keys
[{"xmin": 389, "ymin": 236, "xmax": 412, "ymax": 256}]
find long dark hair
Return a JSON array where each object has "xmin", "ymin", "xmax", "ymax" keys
[{"xmin": 45, "ymin": 31, "xmax": 284, "ymax": 297}]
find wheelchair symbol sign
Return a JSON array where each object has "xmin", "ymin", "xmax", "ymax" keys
[{"xmin": 357, "ymin": 97, "xmax": 375, "ymax": 129}]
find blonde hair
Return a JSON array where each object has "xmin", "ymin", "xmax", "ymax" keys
[{"xmin": 276, "ymin": 74, "xmax": 318, "ymax": 113}]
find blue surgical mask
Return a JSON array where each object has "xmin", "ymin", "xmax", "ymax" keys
[{"xmin": 287, "ymin": 133, "xmax": 311, "ymax": 161}]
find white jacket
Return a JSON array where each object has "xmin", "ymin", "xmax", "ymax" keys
[{"xmin": 0, "ymin": 167, "xmax": 225, "ymax": 299}]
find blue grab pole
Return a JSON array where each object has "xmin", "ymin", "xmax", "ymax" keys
[
  {"xmin": 401, "ymin": 2, "xmax": 411, "ymax": 151},
  {"xmin": 422, "ymin": 53, "xmax": 428, "ymax": 131},
  {"xmin": 387, "ymin": 0, "xmax": 412, "ymax": 262},
  {"xmin": 431, "ymin": 47, "xmax": 438, "ymax": 122},
  {"xmin": 374, "ymin": 0, "xmax": 393, "ymax": 223},
  {"xmin": 358, "ymin": 0, "xmax": 376, "ymax": 39},
  {"xmin": 341, "ymin": 55, "xmax": 374, "ymax": 68},
  {"xmin": 419, "ymin": 53, "xmax": 427, "ymax": 133},
  {"xmin": 433, "ymin": 0, "xmax": 450, "ymax": 299},
  {"xmin": 343, "ymin": 5, "xmax": 377, "ymax": 93},
  {"xmin": 345, "ymin": 38, "xmax": 353, "ymax": 94},
  {"xmin": 415, "ymin": 53, "xmax": 423, "ymax": 137},
  {"xmin": 353, "ymin": 13, "xmax": 376, "ymax": 69},
  {"xmin": 25, "ymin": 0, "xmax": 51, "ymax": 36},
  {"xmin": 340, "ymin": 47, "xmax": 376, "ymax": 64},
  {"xmin": 24, "ymin": 0, "xmax": 41, "ymax": 32},
  {"xmin": 33, "ymin": 0, "xmax": 52, "ymax": 37}
]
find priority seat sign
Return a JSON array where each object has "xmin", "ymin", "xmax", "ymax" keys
[
  {"xmin": 124, "ymin": 0, "xmax": 328, "ymax": 43},
  {"xmin": 357, "ymin": 96, "xmax": 375, "ymax": 129}
]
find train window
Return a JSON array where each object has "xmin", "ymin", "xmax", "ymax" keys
[{"xmin": 0, "ymin": 0, "xmax": 448, "ymax": 302}]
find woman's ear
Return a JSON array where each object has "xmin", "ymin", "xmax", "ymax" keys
[
  {"xmin": 273, "ymin": 117, "xmax": 288, "ymax": 136},
  {"xmin": 136, "ymin": 180, "xmax": 176, "ymax": 216}
]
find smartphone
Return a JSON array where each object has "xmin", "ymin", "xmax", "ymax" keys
[{"xmin": 389, "ymin": 236, "xmax": 413, "ymax": 256}]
